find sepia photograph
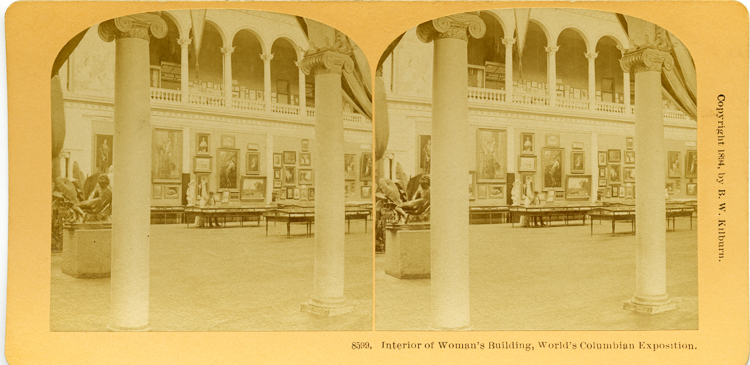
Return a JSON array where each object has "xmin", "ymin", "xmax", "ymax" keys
[
  {"xmin": 374, "ymin": 8, "xmax": 698, "ymax": 331},
  {"xmin": 48, "ymin": 8, "xmax": 373, "ymax": 332}
]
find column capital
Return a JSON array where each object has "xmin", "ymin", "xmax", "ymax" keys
[
  {"xmin": 416, "ymin": 12, "xmax": 486, "ymax": 43},
  {"xmin": 98, "ymin": 13, "xmax": 167, "ymax": 42},
  {"xmin": 585, "ymin": 52, "xmax": 599, "ymax": 61},
  {"xmin": 177, "ymin": 37, "xmax": 192, "ymax": 48},
  {"xmin": 502, "ymin": 37, "xmax": 516, "ymax": 46},
  {"xmin": 221, "ymin": 46, "xmax": 235, "ymax": 55},
  {"xmin": 300, "ymin": 49, "xmax": 353, "ymax": 76},
  {"xmin": 545, "ymin": 45, "xmax": 559, "ymax": 54},
  {"xmin": 620, "ymin": 47, "xmax": 673, "ymax": 74},
  {"xmin": 260, "ymin": 53, "xmax": 274, "ymax": 62}
]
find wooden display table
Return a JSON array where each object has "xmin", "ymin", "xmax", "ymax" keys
[
  {"xmin": 469, "ymin": 204, "xmax": 510, "ymax": 224},
  {"xmin": 185, "ymin": 206, "xmax": 268, "ymax": 228},
  {"xmin": 509, "ymin": 203, "xmax": 597, "ymax": 228}
]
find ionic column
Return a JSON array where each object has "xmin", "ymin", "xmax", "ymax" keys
[
  {"xmin": 586, "ymin": 52, "xmax": 598, "ymax": 110},
  {"xmin": 98, "ymin": 13, "xmax": 167, "ymax": 331},
  {"xmin": 502, "ymin": 37, "xmax": 515, "ymax": 100},
  {"xmin": 222, "ymin": 46, "xmax": 235, "ymax": 108},
  {"xmin": 417, "ymin": 13, "xmax": 485, "ymax": 330},
  {"xmin": 299, "ymin": 42, "xmax": 355, "ymax": 316},
  {"xmin": 545, "ymin": 45, "xmax": 559, "ymax": 108},
  {"xmin": 261, "ymin": 53, "xmax": 274, "ymax": 111},
  {"xmin": 177, "ymin": 37, "xmax": 191, "ymax": 104},
  {"xmin": 297, "ymin": 63, "xmax": 307, "ymax": 115},
  {"xmin": 621, "ymin": 46, "xmax": 677, "ymax": 314},
  {"xmin": 623, "ymin": 71, "xmax": 631, "ymax": 114}
]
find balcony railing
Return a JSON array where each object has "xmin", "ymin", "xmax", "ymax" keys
[
  {"xmin": 463, "ymin": 87, "xmax": 692, "ymax": 121},
  {"xmin": 188, "ymin": 93, "xmax": 226, "ymax": 108},
  {"xmin": 150, "ymin": 88, "xmax": 181, "ymax": 103},
  {"xmin": 270, "ymin": 103, "xmax": 300, "ymax": 116},
  {"xmin": 232, "ymin": 98, "xmax": 265, "ymax": 112}
]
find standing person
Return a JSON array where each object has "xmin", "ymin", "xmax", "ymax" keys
[
  {"xmin": 205, "ymin": 192, "xmax": 220, "ymax": 228},
  {"xmin": 531, "ymin": 191, "xmax": 545, "ymax": 227}
]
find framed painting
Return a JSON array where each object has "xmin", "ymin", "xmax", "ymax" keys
[
  {"xmin": 221, "ymin": 191, "xmax": 230, "ymax": 204},
  {"xmin": 273, "ymin": 180, "xmax": 282, "ymax": 188},
  {"xmin": 624, "ymin": 150, "xmax": 635, "ymax": 164},
  {"xmin": 477, "ymin": 184, "xmax": 488, "ymax": 199},
  {"xmin": 520, "ymin": 173, "xmax": 535, "ymax": 198},
  {"xmin": 246, "ymin": 152, "xmax": 260, "ymax": 175},
  {"xmin": 361, "ymin": 186, "xmax": 372, "ymax": 199},
  {"xmin": 221, "ymin": 134, "xmax": 235, "ymax": 148},
  {"xmin": 597, "ymin": 151, "xmax": 607, "ymax": 167},
  {"xmin": 286, "ymin": 188, "xmax": 294, "ymax": 199},
  {"xmin": 344, "ymin": 154, "xmax": 357, "ymax": 180},
  {"xmin": 598, "ymin": 167, "xmax": 607, "ymax": 179},
  {"xmin": 308, "ymin": 188, "xmax": 315, "ymax": 201},
  {"xmin": 283, "ymin": 166, "xmax": 296, "ymax": 186},
  {"xmin": 545, "ymin": 133, "xmax": 560, "ymax": 147},
  {"xmin": 300, "ymin": 153, "xmax": 312, "ymax": 167},
  {"xmin": 571, "ymin": 142, "xmax": 584, "ymax": 150},
  {"xmin": 299, "ymin": 169, "xmax": 314, "ymax": 185},
  {"xmin": 418, "ymin": 135, "xmax": 432, "ymax": 173},
  {"xmin": 240, "ymin": 176, "xmax": 265, "ymax": 202},
  {"xmin": 345, "ymin": 181, "xmax": 356, "ymax": 197},
  {"xmin": 623, "ymin": 167, "xmax": 635, "ymax": 182},
  {"xmin": 275, "ymin": 189, "xmax": 284, "ymax": 201},
  {"xmin": 196, "ymin": 133, "xmax": 210, "ymax": 155},
  {"xmin": 164, "ymin": 185, "xmax": 180, "ymax": 200},
  {"xmin": 301, "ymin": 139, "xmax": 310, "ymax": 152},
  {"xmin": 489, "ymin": 185, "xmax": 505, "ymax": 199},
  {"xmin": 608, "ymin": 149, "xmax": 621, "ymax": 163},
  {"xmin": 360, "ymin": 152, "xmax": 373, "ymax": 181},
  {"xmin": 217, "ymin": 148, "xmax": 239, "ymax": 190},
  {"xmin": 194, "ymin": 156, "xmax": 212, "ymax": 173},
  {"xmin": 152, "ymin": 184, "xmax": 163, "ymax": 199},
  {"xmin": 273, "ymin": 153, "xmax": 283, "ymax": 168},
  {"xmin": 272, "ymin": 169, "xmax": 281, "ymax": 180},
  {"xmin": 477, "ymin": 128, "xmax": 507, "ymax": 182},
  {"xmin": 676, "ymin": 179, "xmax": 681, "ymax": 189},
  {"xmin": 625, "ymin": 186, "xmax": 634, "ymax": 199},
  {"xmin": 598, "ymin": 178, "xmax": 607, "ymax": 187},
  {"xmin": 94, "ymin": 134, "xmax": 113, "ymax": 174},
  {"xmin": 283, "ymin": 151, "xmax": 296, "ymax": 165},
  {"xmin": 686, "ymin": 182, "xmax": 697, "ymax": 196},
  {"xmin": 626, "ymin": 137, "xmax": 634, "ymax": 150},
  {"xmin": 605, "ymin": 188, "xmax": 612, "ymax": 198},
  {"xmin": 668, "ymin": 151, "xmax": 681, "ymax": 177},
  {"xmin": 542, "ymin": 148, "xmax": 564, "ymax": 189},
  {"xmin": 608, "ymin": 164, "xmax": 621, "ymax": 184},
  {"xmin": 564, "ymin": 175, "xmax": 592, "ymax": 201},
  {"xmin": 571, "ymin": 151, "xmax": 585, "ymax": 174},
  {"xmin": 294, "ymin": 188, "xmax": 300, "ymax": 200},
  {"xmin": 518, "ymin": 155, "xmax": 537, "ymax": 172},
  {"xmin": 520, "ymin": 133, "xmax": 534, "ymax": 155},
  {"xmin": 611, "ymin": 185, "xmax": 619, "ymax": 198},
  {"xmin": 685, "ymin": 150, "xmax": 697, "ymax": 178},
  {"xmin": 300, "ymin": 188, "xmax": 308, "ymax": 201},
  {"xmin": 666, "ymin": 182, "xmax": 675, "ymax": 193},
  {"xmin": 619, "ymin": 186, "xmax": 626, "ymax": 198},
  {"xmin": 152, "ymin": 128, "xmax": 183, "ymax": 183}
]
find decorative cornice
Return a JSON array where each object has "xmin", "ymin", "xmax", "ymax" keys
[
  {"xmin": 98, "ymin": 13, "xmax": 167, "ymax": 42},
  {"xmin": 300, "ymin": 49, "xmax": 353, "ymax": 76},
  {"xmin": 545, "ymin": 45, "xmax": 559, "ymax": 54},
  {"xmin": 502, "ymin": 37, "xmax": 516, "ymax": 46},
  {"xmin": 416, "ymin": 12, "xmax": 486, "ymax": 43},
  {"xmin": 620, "ymin": 47, "xmax": 674, "ymax": 74},
  {"xmin": 177, "ymin": 38, "xmax": 192, "ymax": 48}
]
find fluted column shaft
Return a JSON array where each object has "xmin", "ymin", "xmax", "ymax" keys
[
  {"xmin": 261, "ymin": 53, "xmax": 273, "ymax": 111},
  {"xmin": 546, "ymin": 46, "xmax": 559, "ymax": 107},
  {"xmin": 177, "ymin": 38, "xmax": 191, "ymax": 104},
  {"xmin": 586, "ymin": 52, "xmax": 598, "ymax": 110},
  {"xmin": 502, "ymin": 37, "xmax": 515, "ymax": 98},
  {"xmin": 222, "ymin": 47, "xmax": 234, "ymax": 108}
]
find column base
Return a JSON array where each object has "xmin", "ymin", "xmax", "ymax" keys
[
  {"xmin": 300, "ymin": 296, "xmax": 354, "ymax": 317},
  {"xmin": 623, "ymin": 293, "xmax": 677, "ymax": 314},
  {"xmin": 106, "ymin": 323, "xmax": 151, "ymax": 332}
]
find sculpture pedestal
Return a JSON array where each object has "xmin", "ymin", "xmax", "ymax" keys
[
  {"xmin": 62, "ymin": 223, "xmax": 112, "ymax": 278},
  {"xmin": 386, "ymin": 223, "xmax": 431, "ymax": 279}
]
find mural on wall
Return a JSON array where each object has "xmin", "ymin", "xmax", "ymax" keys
[
  {"xmin": 477, "ymin": 128, "xmax": 507, "ymax": 182},
  {"xmin": 152, "ymin": 128, "xmax": 182, "ymax": 182}
]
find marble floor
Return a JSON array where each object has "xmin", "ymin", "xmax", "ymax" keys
[
  {"xmin": 376, "ymin": 218, "xmax": 698, "ymax": 331},
  {"xmin": 51, "ymin": 221, "xmax": 373, "ymax": 331}
]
